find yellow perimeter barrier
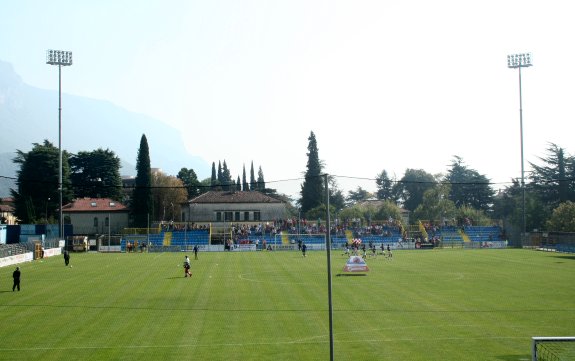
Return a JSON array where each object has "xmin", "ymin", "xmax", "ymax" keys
[
  {"xmin": 163, "ymin": 232, "xmax": 172, "ymax": 246},
  {"xmin": 345, "ymin": 230, "xmax": 353, "ymax": 243},
  {"xmin": 418, "ymin": 220, "xmax": 429, "ymax": 240},
  {"xmin": 459, "ymin": 229, "xmax": 471, "ymax": 243}
]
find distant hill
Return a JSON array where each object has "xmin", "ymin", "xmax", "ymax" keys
[{"xmin": 0, "ymin": 60, "xmax": 209, "ymax": 197}]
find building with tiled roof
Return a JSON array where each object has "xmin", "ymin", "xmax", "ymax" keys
[
  {"xmin": 183, "ymin": 191, "xmax": 287, "ymax": 223},
  {"xmin": 0, "ymin": 197, "xmax": 16, "ymax": 225},
  {"xmin": 62, "ymin": 198, "xmax": 129, "ymax": 235}
]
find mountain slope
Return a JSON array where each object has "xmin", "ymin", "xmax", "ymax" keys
[{"xmin": 0, "ymin": 60, "xmax": 209, "ymax": 197}]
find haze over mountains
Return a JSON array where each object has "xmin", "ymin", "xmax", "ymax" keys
[{"xmin": 0, "ymin": 60, "xmax": 210, "ymax": 197}]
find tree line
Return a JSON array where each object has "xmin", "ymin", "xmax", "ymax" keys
[
  {"xmin": 9, "ymin": 132, "xmax": 575, "ymax": 236},
  {"xmin": 9, "ymin": 135, "xmax": 271, "ymax": 227},
  {"xmin": 299, "ymin": 132, "xmax": 575, "ymax": 236}
]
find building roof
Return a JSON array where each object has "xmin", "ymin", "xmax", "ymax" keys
[
  {"xmin": 189, "ymin": 191, "xmax": 283, "ymax": 204},
  {"xmin": 62, "ymin": 198, "xmax": 129, "ymax": 213},
  {"xmin": 0, "ymin": 204, "xmax": 14, "ymax": 213}
]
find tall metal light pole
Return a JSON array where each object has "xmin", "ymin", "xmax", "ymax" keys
[
  {"xmin": 507, "ymin": 52, "xmax": 532, "ymax": 246},
  {"xmin": 46, "ymin": 49, "xmax": 73, "ymax": 241},
  {"xmin": 323, "ymin": 174, "xmax": 334, "ymax": 361}
]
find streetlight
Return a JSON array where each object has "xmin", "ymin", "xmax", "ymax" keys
[
  {"xmin": 46, "ymin": 49, "xmax": 73, "ymax": 241},
  {"xmin": 507, "ymin": 52, "xmax": 532, "ymax": 246}
]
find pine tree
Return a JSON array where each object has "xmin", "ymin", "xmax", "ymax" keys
[
  {"xmin": 69, "ymin": 148, "xmax": 122, "ymax": 201},
  {"xmin": 530, "ymin": 143, "xmax": 575, "ymax": 207},
  {"xmin": 300, "ymin": 131, "xmax": 323, "ymax": 214},
  {"xmin": 375, "ymin": 169, "xmax": 397, "ymax": 202},
  {"xmin": 131, "ymin": 134, "xmax": 152, "ymax": 227},
  {"xmin": 177, "ymin": 167, "xmax": 202, "ymax": 199},
  {"xmin": 11, "ymin": 140, "xmax": 73, "ymax": 223},
  {"xmin": 445, "ymin": 156, "xmax": 493, "ymax": 211}
]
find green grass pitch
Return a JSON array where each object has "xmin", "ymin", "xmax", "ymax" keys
[{"xmin": 1, "ymin": 249, "xmax": 574, "ymax": 361}]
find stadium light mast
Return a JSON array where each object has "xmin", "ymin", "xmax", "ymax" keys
[
  {"xmin": 324, "ymin": 174, "xmax": 334, "ymax": 361},
  {"xmin": 507, "ymin": 52, "xmax": 532, "ymax": 246},
  {"xmin": 46, "ymin": 49, "xmax": 73, "ymax": 241}
]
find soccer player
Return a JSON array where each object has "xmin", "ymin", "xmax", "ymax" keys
[
  {"xmin": 193, "ymin": 245, "xmax": 198, "ymax": 260},
  {"xmin": 387, "ymin": 244, "xmax": 393, "ymax": 259},
  {"xmin": 302, "ymin": 243, "xmax": 307, "ymax": 257},
  {"xmin": 342, "ymin": 243, "xmax": 350, "ymax": 256},
  {"xmin": 12, "ymin": 266, "xmax": 21, "ymax": 291},
  {"xmin": 184, "ymin": 255, "xmax": 192, "ymax": 277},
  {"xmin": 63, "ymin": 250, "xmax": 70, "ymax": 266}
]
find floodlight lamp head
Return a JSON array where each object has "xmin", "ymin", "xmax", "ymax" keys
[
  {"xmin": 507, "ymin": 53, "xmax": 532, "ymax": 68},
  {"xmin": 46, "ymin": 49, "xmax": 73, "ymax": 66}
]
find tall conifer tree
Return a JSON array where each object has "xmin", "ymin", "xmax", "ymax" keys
[
  {"xmin": 257, "ymin": 166, "xmax": 265, "ymax": 191},
  {"xmin": 131, "ymin": 134, "xmax": 152, "ymax": 227},
  {"xmin": 250, "ymin": 161, "xmax": 256, "ymax": 191},
  {"xmin": 210, "ymin": 162, "xmax": 217, "ymax": 189},
  {"xmin": 242, "ymin": 164, "xmax": 248, "ymax": 191},
  {"xmin": 300, "ymin": 131, "xmax": 323, "ymax": 214}
]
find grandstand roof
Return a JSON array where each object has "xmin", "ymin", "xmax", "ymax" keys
[{"xmin": 188, "ymin": 191, "xmax": 283, "ymax": 204}]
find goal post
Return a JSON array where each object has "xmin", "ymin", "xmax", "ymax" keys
[{"xmin": 532, "ymin": 337, "xmax": 575, "ymax": 361}]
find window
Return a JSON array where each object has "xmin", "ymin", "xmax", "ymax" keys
[
  {"xmin": 90, "ymin": 202, "xmax": 97, "ymax": 207},
  {"xmin": 216, "ymin": 212, "xmax": 222, "ymax": 222},
  {"xmin": 105, "ymin": 217, "xmax": 109, "ymax": 227},
  {"xmin": 234, "ymin": 212, "xmax": 240, "ymax": 221},
  {"xmin": 244, "ymin": 211, "xmax": 250, "ymax": 221},
  {"xmin": 254, "ymin": 211, "xmax": 261, "ymax": 221},
  {"xmin": 93, "ymin": 217, "xmax": 98, "ymax": 227},
  {"xmin": 225, "ymin": 212, "xmax": 233, "ymax": 222}
]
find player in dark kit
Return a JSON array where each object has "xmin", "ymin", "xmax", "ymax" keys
[
  {"xmin": 12, "ymin": 266, "xmax": 21, "ymax": 291},
  {"xmin": 64, "ymin": 250, "xmax": 70, "ymax": 266}
]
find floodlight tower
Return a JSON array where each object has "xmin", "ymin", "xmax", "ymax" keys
[
  {"xmin": 507, "ymin": 53, "xmax": 532, "ymax": 246},
  {"xmin": 46, "ymin": 49, "xmax": 73, "ymax": 241}
]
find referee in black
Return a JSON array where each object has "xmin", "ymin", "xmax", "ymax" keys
[{"xmin": 12, "ymin": 266, "xmax": 21, "ymax": 291}]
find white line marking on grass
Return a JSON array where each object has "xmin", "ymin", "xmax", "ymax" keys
[{"xmin": 0, "ymin": 335, "xmax": 531, "ymax": 352}]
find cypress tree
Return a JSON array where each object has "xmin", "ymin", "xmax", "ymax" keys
[
  {"xmin": 300, "ymin": 131, "xmax": 323, "ymax": 214},
  {"xmin": 249, "ymin": 161, "xmax": 256, "ymax": 191},
  {"xmin": 131, "ymin": 134, "xmax": 152, "ymax": 227},
  {"xmin": 242, "ymin": 164, "xmax": 248, "ymax": 191},
  {"xmin": 210, "ymin": 162, "xmax": 217, "ymax": 189},
  {"xmin": 257, "ymin": 166, "xmax": 265, "ymax": 191}
]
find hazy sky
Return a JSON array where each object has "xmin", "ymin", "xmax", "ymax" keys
[{"xmin": 2, "ymin": 1, "xmax": 574, "ymax": 199}]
